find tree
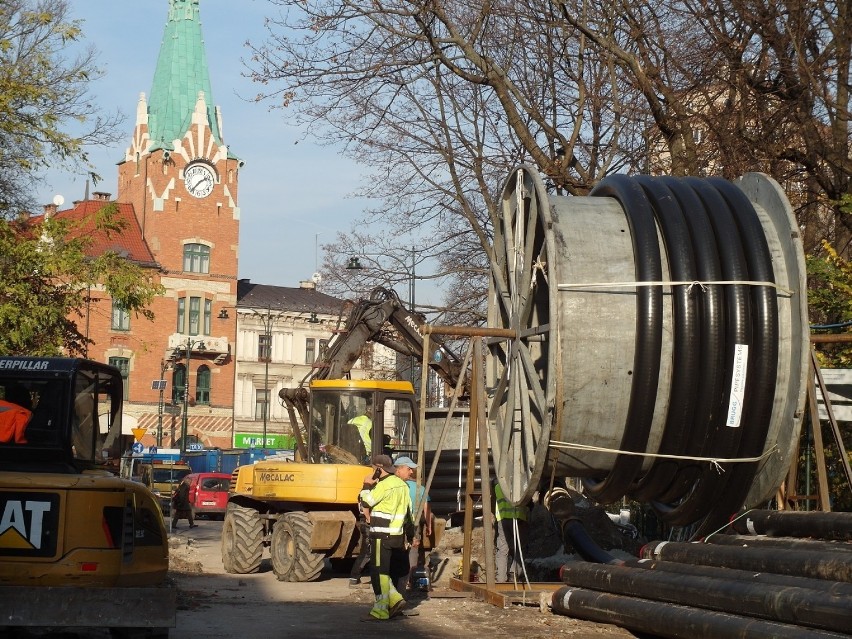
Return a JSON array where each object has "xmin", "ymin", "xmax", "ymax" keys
[
  {"xmin": 0, "ymin": 205, "xmax": 163, "ymax": 355},
  {"xmin": 0, "ymin": 0, "xmax": 123, "ymax": 219},
  {"xmin": 555, "ymin": 0, "xmax": 852, "ymax": 256},
  {"xmin": 248, "ymin": 0, "xmax": 643, "ymax": 316},
  {"xmin": 0, "ymin": 1, "xmax": 156, "ymax": 355}
]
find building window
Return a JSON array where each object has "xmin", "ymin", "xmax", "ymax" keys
[
  {"xmin": 189, "ymin": 297, "xmax": 201, "ymax": 335},
  {"xmin": 177, "ymin": 298, "xmax": 185, "ymax": 333},
  {"xmin": 196, "ymin": 365, "xmax": 210, "ymax": 405},
  {"xmin": 183, "ymin": 243, "xmax": 210, "ymax": 273},
  {"xmin": 172, "ymin": 364, "xmax": 186, "ymax": 404},
  {"xmin": 305, "ymin": 338, "xmax": 316, "ymax": 365},
  {"xmin": 319, "ymin": 339, "xmax": 329, "ymax": 360},
  {"xmin": 204, "ymin": 299, "xmax": 212, "ymax": 335},
  {"xmin": 255, "ymin": 389, "xmax": 269, "ymax": 421},
  {"xmin": 177, "ymin": 296, "xmax": 210, "ymax": 336},
  {"xmin": 111, "ymin": 301, "xmax": 130, "ymax": 331},
  {"xmin": 259, "ymin": 333, "xmax": 271, "ymax": 362},
  {"xmin": 108, "ymin": 356, "xmax": 130, "ymax": 400}
]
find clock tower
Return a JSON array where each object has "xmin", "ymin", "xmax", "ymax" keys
[{"xmin": 113, "ymin": 0, "xmax": 239, "ymax": 448}]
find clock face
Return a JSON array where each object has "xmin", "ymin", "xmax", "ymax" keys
[{"xmin": 184, "ymin": 162, "xmax": 216, "ymax": 198}]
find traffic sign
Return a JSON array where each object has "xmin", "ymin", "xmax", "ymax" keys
[
  {"xmin": 131, "ymin": 427, "xmax": 147, "ymax": 442},
  {"xmin": 131, "ymin": 442, "xmax": 144, "ymax": 454}
]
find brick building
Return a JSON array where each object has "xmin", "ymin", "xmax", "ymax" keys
[{"xmin": 38, "ymin": 0, "xmax": 389, "ymax": 450}]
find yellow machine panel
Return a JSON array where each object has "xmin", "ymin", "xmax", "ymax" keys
[{"xmin": 240, "ymin": 461, "xmax": 368, "ymax": 503}]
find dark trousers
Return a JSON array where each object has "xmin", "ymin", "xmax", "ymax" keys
[
  {"xmin": 350, "ymin": 520, "xmax": 371, "ymax": 580},
  {"xmin": 369, "ymin": 534, "xmax": 409, "ymax": 597}
]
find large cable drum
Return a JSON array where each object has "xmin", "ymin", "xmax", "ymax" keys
[{"xmin": 486, "ymin": 166, "xmax": 808, "ymax": 533}]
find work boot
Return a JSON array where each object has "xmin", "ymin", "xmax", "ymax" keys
[
  {"xmin": 368, "ymin": 594, "xmax": 390, "ymax": 620},
  {"xmin": 349, "ymin": 578, "xmax": 360, "ymax": 587}
]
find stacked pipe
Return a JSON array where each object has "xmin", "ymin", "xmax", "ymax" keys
[{"xmin": 552, "ymin": 511, "xmax": 852, "ymax": 638}]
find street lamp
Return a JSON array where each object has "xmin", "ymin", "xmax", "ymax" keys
[
  {"xmin": 156, "ymin": 358, "xmax": 174, "ymax": 447},
  {"xmin": 247, "ymin": 305, "xmax": 282, "ymax": 448},
  {"xmin": 346, "ymin": 247, "xmax": 416, "ymax": 312},
  {"xmin": 347, "ymin": 247, "xmax": 417, "ymax": 381},
  {"xmin": 173, "ymin": 337, "xmax": 206, "ymax": 455}
]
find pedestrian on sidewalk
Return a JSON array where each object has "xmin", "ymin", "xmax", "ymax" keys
[{"xmin": 171, "ymin": 477, "xmax": 197, "ymax": 529}]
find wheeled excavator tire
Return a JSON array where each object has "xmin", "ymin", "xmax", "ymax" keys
[
  {"xmin": 270, "ymin": 512, "xmax": 325, "ymax": 582},
  {"xmin": 221, "ymin": 504, "xmax": 263, "ymax": 574}
]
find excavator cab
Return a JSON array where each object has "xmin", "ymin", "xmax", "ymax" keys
[{"xmin": 308, "ymin": 379, "xmax": 419, "ymax": 465}]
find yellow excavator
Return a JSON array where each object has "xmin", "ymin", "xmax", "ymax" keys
[
  {"xmin": 0, "ymin": 357, "xmax": 174, "ymax": 637},
  {"xmin": 222, "ymin": 287, "xmax": 462, "ymax": 581}
]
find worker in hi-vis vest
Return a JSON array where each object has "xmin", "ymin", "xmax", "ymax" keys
[
  {"xmin": 348, "ymin": 410, "xmax": 373, "ymax": 460},
  {"xmin": 359, "ymin": 454, "xmax": 412, "ymax": 621},
  {"xmin": 493, "ymin": 479, "xmax": 529, "ymax": 582}
]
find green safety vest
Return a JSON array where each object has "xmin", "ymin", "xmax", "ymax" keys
[
  {"xmin": 360, "ymin": 474, "xmax": 411, "ymax": 536},
  {"xmin": 494, "ymin": 482, "xmax": 528, "ymax": 522},
  {"xmin": 348, "ymin": 415, "xmax": 372, "ymax": 453}
]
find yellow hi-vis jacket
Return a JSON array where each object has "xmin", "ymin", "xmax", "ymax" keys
[
  {"xmin": 360, "ymin": 474, "xmax": 411, "ymax": 537},
  {"xmin": 494, "ymin": 482, "xmax": 528, "ymax": 522},
  {"xmin": 348, "ymin": 415, "xmax": 372, "ymax": 453}
]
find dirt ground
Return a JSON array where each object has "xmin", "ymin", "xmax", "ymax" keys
[{"xmin": 168, "ymin": 515, "xmax": 639, "ymax": 639}]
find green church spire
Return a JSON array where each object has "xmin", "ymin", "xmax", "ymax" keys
[{"xmin": 147, "ymin": 0, "xmax": 222, "ymax": 150}]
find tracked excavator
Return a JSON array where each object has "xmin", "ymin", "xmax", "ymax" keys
[{"xmin": 222, "ymin": 287, "xmax": 463, "ymax": 582}]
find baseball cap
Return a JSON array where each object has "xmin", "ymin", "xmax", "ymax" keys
[
  {"xmin": 371, "ymin": 454, "xmax": 396, "ymax": 474},
  {"xmin": 394, "ymin": 456, "xmax": 418, "ymax": 469}
]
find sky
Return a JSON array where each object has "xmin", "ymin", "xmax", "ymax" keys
[{"xmin": 36, "ymin": 0, "xmax": 364, "ymax": 289}]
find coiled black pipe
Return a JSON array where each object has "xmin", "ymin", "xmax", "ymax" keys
[
  {"xmin": 730, "ymin": 510, "xmax": 852, "ymax": 541},
  {"xmin": 551, "ymin": 586, "xmax": 849, "ymax": 639},
  {"xmin": 584, "ymin": 175, "xmax": 663, "ymax": 504},
  {"xmin": 559, "ymin": 561, "xmax": 852, "ymax": 633},
  {"xmin": 653, "ymin": 177, "xmax": 726, "ymax": 506},
  {"xmin": 628, "ymin": 177, "xmax": 700, "ymax": 503},
  {"xmin": 574, "ymin": 175, "xmax": 781, "ymax": 531},
  {"xmin": 697, "ymin": 178, "xmax": 778, "ymax": 536}
]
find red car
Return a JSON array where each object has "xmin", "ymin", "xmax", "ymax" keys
[{"xmin": 186, "ymin": 472, "xmax": 231, "ymax": 519}]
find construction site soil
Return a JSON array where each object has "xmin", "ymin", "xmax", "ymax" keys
[{"xmin": 166, "ymin": 507, "xmax": 641, "ymax": 639}]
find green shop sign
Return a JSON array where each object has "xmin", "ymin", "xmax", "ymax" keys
[{"xmin": 234, "ymin": 432, "xmax": 296, "ymax": 449}]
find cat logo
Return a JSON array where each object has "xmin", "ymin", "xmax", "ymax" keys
[{"xmin": 0, "ymin": 492, "xmax": 60, "ymax": 557}]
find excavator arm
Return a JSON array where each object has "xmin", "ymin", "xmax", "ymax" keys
[
  {"xmin": 312, "ymin": 287, "xmax": 465, "ymax": 388},
  {"xmin": 279, "ymin": 287, "xmax": 467, "ymax": 460}
]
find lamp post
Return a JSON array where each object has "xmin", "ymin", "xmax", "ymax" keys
[
  {"xmin": 346, "ymin": 248, "xmax": 416, "ymax": 311},
  {"xmin": 347, "ymin": 247, "xmax": 417, "ymax": 381},
  {"xmin": 174, "ymin": 337, "xmax": 206, "ymax": 455},
  {"xmin": 156, "ymin": 358, "xmax": 174, "ymax": 447},
  {"xmin": 248, "ymin": 305, "xmax": 281, "ymax": 448}
]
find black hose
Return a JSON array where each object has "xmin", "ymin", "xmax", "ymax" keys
[
  {"xmin": 653, "ymin": 177, "xmax": 726, "ymax": 506},
  {"xmin": 695, "ymin": 178, "xmax": 778, "ymax": 536},
  {"xmin": 584, "ymin": 175, "xmax": 663, "ymax": 503},
  {"xmin": 560, "ymin": 518, "xmax": 624, "ymax": 565},
  {"xmin": 629, "ymin": 177, "xmax": 700, "ymax": 502}
]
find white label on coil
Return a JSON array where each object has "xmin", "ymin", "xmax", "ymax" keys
[{"xmin": 726, "ymin": 344, "xmax": 749, "ymax": 428}]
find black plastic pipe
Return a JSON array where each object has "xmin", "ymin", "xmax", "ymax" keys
[
  {"xmin": 642, "ymin": 540, "xmax": 852, "ymax": 582},
  {"xmin": 696, "ymin": 178, "xmax": 778, "ymax": 537},
  {"xmin": 629, "ymin": 177, "xmax": 700, "ymax": 503},
  {"xmin": 625, "ymin": 557, "xmax": 852, "ymax": 598},
  {"xmin": 705, "ymin": 533, "xmax": 852, "ymax": 554},
  {"xmin": 585, "ymin": 175, "xmax": 663, "ymax": 503},
  {"xmin": 730, "ymin": 510, "xmax": 852, "ymax": 541},
  {"xmin": 559, "ymin": 561, "xmax": 852, "ymax": 633},
  {"xmin": 551, "ymin": 586, "xmax": 849, "ymax": 639},
  {"xmin": 561, "ymin": 518, "xmax": 624, "ymax": 565},
  {"xmin": 653, "ymin": 177, "xmax": 725, "ymax": 507}
]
